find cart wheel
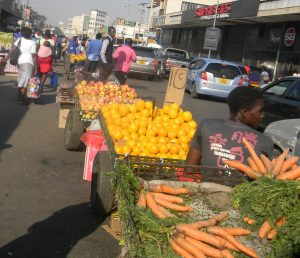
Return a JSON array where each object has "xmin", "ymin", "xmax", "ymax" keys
[
  {"xmin": 64, "ymin": 108, "xmax": 84, "ymax": 150},
  {"xmin": 91, "ymin": 151, "xmax": 115, "ymax": 217}
]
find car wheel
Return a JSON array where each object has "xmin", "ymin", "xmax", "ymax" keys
[
  {"xmin": 191, "ymin": 82, "xmax": 198, "ymax": 98},
  {"xmin": 156, "ymin": 64, "xmax": 163, "ymax": 79}
]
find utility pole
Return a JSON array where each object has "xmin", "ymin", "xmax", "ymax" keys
[
  {"xmin": 208, "ymin": 0, "xmax": 219, "ymax": 58},
  {"xmin": 147, "ymin": 0, "xmax": 154, "ymax": 31},
  {"xmin": 138, "ymin": 2, "xmax": 147, "ymax": 41}
]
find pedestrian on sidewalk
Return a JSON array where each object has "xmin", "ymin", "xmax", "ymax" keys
[
  {"xmin": 84, "ymin": 33, "xmax": 102, "ymax": 73},
  {"xmin": 100, "ymin": 26, "xmax": 116, "ymax": 77},
  {"xmin": 113, "ymin": 38, "xmax": 136, "ymax": 85},
  {"xmin": 3, "ymin": 27, "xmax": 37, "ymax": 104}
]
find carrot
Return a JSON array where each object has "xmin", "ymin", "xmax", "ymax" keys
[
  {"xmin": 207, "ymin": 226, "xmax": 258, "ymax": 258},
  {"xmin": 151, "ymin": 192, "xmax": 184, "ymax": 204},
  {"xmin": 272, "ymin": 149, "xmax": 289, "ymax": 176},
  {"xmin": 277, "ymin": 166, "xmax": 300, "ymax": 180},
  {"xmin": 281, "ymin": 156, "xmax": 299, "ymax": 173},
  {"xmin": 214, "ymin": 236, "xmax": 238, "ymax": 251},
  {"xmin": 158, "ymin": 205, "xmax": 174, "ymax": 218},
  {"xmin": 176, "ymin": 224, "xmax": 224, "ymax": 248},
  {"xmin": 223, "ymin": 159, "xmax": 261, "ymax": 179},
  {"xmin": 155, "ymin": 197, "xmax": 192, "ymax": 212},
  {"xmin": 260, "ymin": 154, "xmax": 272, "ymax": 173},
  {"xmin": 267, "ymin": 217, "xmax": 286, "ymax": 240},
  {"xmin": 184, "ymin": 236, "xmax": 223, "ymax": 258},
  {"xmin": 189, "ymin": 211, "xmax": 228, "ymax": 229},
  {"xmin": 243, "ymin": 217, "xmax": 255, "ymax": 225},
  {"xmin": 169, "ymin": 238, "xmax": 194, "ymax": 258},
  {"xmin": 173, "ymin": 236, "xmax": 206, "ymax": 258},
  {"xmin": 224, "ymin": 227, "xmax": 251, "ymax": 236},
  {"xmin": 258, "ymin": 220, "xmax": 272, "ymax": 238},
  {"xmin": 137, "ymin": 191, "xmax": 146, "ymax": 207},
  {"xmin": 247, "ymin": 157, "xmax": 259, "ymax": 172},
  {"xmin": 242, "ymin": 138, "xmax": 267, "ymax": 175},
  {"xmin": 160, "ymin": 184, "xmax": 189, "ymax": 195},
  {"xmin": 221, "ymin": 249, "xmax": 235, "ymax": 258},
  {"xmin": 271, "ymin": 159, "xmax": 276, "ymax": 170},
  {"xmin": 292, "ymin": 164, "xmax": 298, "ymax": 170},
  {"xmin": 149, "ymin": 184, "xmax": 162, "ymax": 193},
  {"xmin": 145, "ymin": 192, "xmax": 167, "ymax": 219}
]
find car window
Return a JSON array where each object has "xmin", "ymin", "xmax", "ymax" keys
[
  {"xmin": 189, "ymin": 59, "xmax": 205, "ymax": 70},
  {"xmin": 205, "ymin": 63, "xmax": 240, "ymax": 79},
  {"xmin": 286, "ymin": 81, "xmax": 300, "ymax": 100},
  {"xmin": 165, "ymin": 49, "xmax": 187, "ymax": 59},
  {"xmin": 264, "ymin": 80, "xmax": 293, "ymax": 96},
  {"xmin": 133, "ymin": 47, "xmax": 155, "ymax": 58},
  {"xmin": 238, "ymin": 66, "xmax": 247, "ymax": 75}
]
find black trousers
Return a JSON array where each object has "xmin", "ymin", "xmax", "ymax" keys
[
  {"xmin": 114, "ymin": 71, "xmax": 128, "ymax": 85},
  {"xmin": 84, "ymin": 60, "xmax": 99, "ymax": 73}
]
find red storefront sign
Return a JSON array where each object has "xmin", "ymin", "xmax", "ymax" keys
[
  {"xmin": 194, "ymin": 3, "xmax": 233, "ymax": 17},
  {"xmin": 284, "ymin": 27, "xmax": 296, "ymax": 47}
]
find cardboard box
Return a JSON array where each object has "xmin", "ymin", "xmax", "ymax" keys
[
  {"xmin": 164, "ymin": 67, "xmax": 188, "ymax": 106},
  {"xmin": 110, "ymin": 212, "xmax": 121, "ymax": 234},
  {"xmin": 58, "ymin": 108, "xmax": 70, "ymax": 129}
]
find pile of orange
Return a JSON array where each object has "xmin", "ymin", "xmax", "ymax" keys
[{"xmin": 102, "ymin": 100, "xmax": 197, "ymax": 160}]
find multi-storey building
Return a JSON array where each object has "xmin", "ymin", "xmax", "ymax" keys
[
  {"xmin": 72, "ymin": 14, "xmax": 90, "ymax": 35},
  {"xmin": 87, "ymin": 10, "xmax": 108, "ymax": 37},
  {"xmin": 0, "ymin": 0, "xmax": 22, "ymax": 31},
  {"xmin": 152, "ymin": 0, "xmax": 300, "ymax": 78}
]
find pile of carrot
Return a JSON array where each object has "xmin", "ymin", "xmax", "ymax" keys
[
  {"xmin": 137, "ymin": 184, "xmax": 192, "ymax": 219},
  {"xmin": 169, "ymin": 211, "xmax": 258, "ymax": 258},
  {"xmin": 223, "ymin": 138, "xmax": 300, "ymax": 180}
]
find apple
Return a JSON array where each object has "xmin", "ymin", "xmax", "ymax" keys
[
  {"xmin": 89, "ymin": 80, "xmax": 95, "ymax": 86},
  {"xmin": 81, "ymin": 80, "xmax": 88, "ymax": 86}
]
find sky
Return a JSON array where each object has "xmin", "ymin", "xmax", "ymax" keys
[{"xmin": 28, "ymin": 0, "xmax": 150, "ymax": 26}]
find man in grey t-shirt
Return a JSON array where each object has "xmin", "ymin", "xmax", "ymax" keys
[{"xmin": 186, "ymin": 86, "xmax": 273, "ymax": 168}]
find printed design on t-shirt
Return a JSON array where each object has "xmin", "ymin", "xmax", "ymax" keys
[{"xmin": 209, "ymin": 130, "xmax": 258, "ymax": 168}]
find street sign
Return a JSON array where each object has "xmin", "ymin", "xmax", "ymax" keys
[
  {"xmin": 203, "ymin": 27, "xmax": 221, "ymax": 51},
  {"xmin": 284, "ymin": 27, "xmax": 296, "ymax": 47}
]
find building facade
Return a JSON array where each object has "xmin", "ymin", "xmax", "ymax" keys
[
  {"xmin": 0, "ymin": 0, "xmax": 22, "ymax": 31},
  {"xmin": 72, "ymin": 15, "xmax": 90, "ymax": 35},
  {"xmin": 153, "ymin": 0, "xmax": 300, "ymax": 78},
  {"xmin": 87, "ymin": 10, "xmax": 108, "ymax": 37}
]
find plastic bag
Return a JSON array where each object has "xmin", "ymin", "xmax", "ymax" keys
[
  {"xmin": 27, "ymin": 76, "xmax": 41, "ymax": 99},
  {"xmin": 50, "ymin": 72, "xmax": 59, "ymax": 87},
  {"xmin": 80, "ymin": 130, "xmax": 105, "ymax": 181}
]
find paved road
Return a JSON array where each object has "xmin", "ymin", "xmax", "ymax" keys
[{"xmin": 0, "ymin": 68, "xmax": 227, "ymax": 258}]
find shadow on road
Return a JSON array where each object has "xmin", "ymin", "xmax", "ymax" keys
[
  {"xmin": 0, "ymin": 79, "xmax": 29, "ymax": 157},
  {"xmin": 0, "ymin": 203, "xmax": 105, "ymax": 258}
]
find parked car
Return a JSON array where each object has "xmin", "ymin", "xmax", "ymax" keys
[
  {"xmin": 129, "ymin": 46, "xmax": 160, "ymax": 80},
  {"xmin": 264, "ymin": 119, "xmax": 300, "ymax": 158},
  {"xmin": 185, "ymin": 58, "xmax": 244, "ymax": 99},
  {"xmin": 248, "ymin": 66, "xmax": 272, "ymax": 87},
  {"xmin": 156, "ymin": 48, "xmax": 191, "ymax": 78},
  {"xmin": 258, "ymin": 76, "xmax": 300, "ymax": 130},
  {"xmin": 237, "ymin": 64, "xmax": 250, "ymax": 86}
]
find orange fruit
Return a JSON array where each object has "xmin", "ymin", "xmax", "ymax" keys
[
  {"xmin": 162, "ymin": 115, "xmax": 170, "ymax": 122},
  {"xmin": 136, "ymin": 99, "xmax": 145, "ymax": 111},
  {"xmin": 145, "ymin": 101, "xmax": 153, "ymax": 109},
  {"xmin": 174, "ymin": 117, "xmax": 184, "ymax": 125},
  {"xmin": 169, "ymin": 144, "xmax": 179, "ymax": 154},
  {"xmin": 126, "ymin": 139, "xmax": 136, "ymax": 148},
  {"xmin": 158, "ymin": 144, "xmax": 168, "ymax": 154},
  {"xmin": 113, "ymin": 119, "xmax": 122, "ymax": 127},
  {"xmin": 111, "ymin": 112, "xmax": 121, "ymax": 120},
  {"xmin": 112, "ymin": 131, "xmax": 123, "ymax": 140},
  {"xmin": 168, "ymin": 130, "xmax": 177, "ymax": 139},
  {"xmin": 132, "ymin": 146, "xmax": 142, "ymax": 156},
  {"xmin": 123, "ymin": 134, "xmax": 130, "ymax": 141},
  {"xmin": 179, "ymin": 135, "xmax": 190, "ymax": 144},
  {"xmin": 149, "ymin": 137, "xmax": 157, "ymax": 144},
  {"xmin": 181, "ymin": 143, "xmax": 189, "ymax": 151},
  {"xmin": 149, "ymin": 145, "xmax": 159, "ymax": 155},
  {"xmin": 170, "ymin": 124, "xmax": 179, "ymax": 131},
  {"xmin": 128, "ymin": 104, "xmax": 137, "ymax": 113},
  {"xmin": 158, "ymin": 137, "xmax": 168, "ymax": 144},
  {"xmin": 141, "ymin": 109, "xmax": 151, "ymax": 118},
  {"xmin": 130, "ymin": 133, "xmax": 139, "ymax": 141},
  {"xmin": 128, "ymin": 123, "xmax": 138, "ymax": 133},
  {"xmin": 188, "ymin": 120, "xmax": 197, "ymax": 129},
  {"xmin": 138, "ymin": 127, "xmax": 147, "ymax": 136},
  {"xmin": 115, "ymin": 145, "xmax": 124, "ymax": 154},
  {"xmin": 182, "ymin": 111, "xmax": 193, "ymax": 122},
  {"xmin": 158, "ymin": 128, "xmax": 168, "ymax": 137},
  {"xmin": 118, "ymin": 104, "xmax": 129, "ymax": 117},
  {"xmin": 170, "ymin": 103, "xmax": 180, "ymax": 111},
  {"xmin": 123, "ymin": 145, "xmax": 132, "ymax": 154},
  {"xmin": 177, "ymin": 128, "xmax": 187, "ymax": 138},
  {"xmin": 146, "ymin": 130, "xmax": 156, "ymax": 137},
  {"xmin": 168, "ymin": 108, "xmax": 178, "ymax": 119}
]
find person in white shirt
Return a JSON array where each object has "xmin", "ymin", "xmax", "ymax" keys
[{"xmin": 4, "ymin": 27, "xmax": 37, "ymax": 104}]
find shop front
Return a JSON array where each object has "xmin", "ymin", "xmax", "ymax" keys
[{"xmin": 159, "ymin": 0, "xmax": 300, "ymax": 78}]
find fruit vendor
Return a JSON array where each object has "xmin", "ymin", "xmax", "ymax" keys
[{"xmin": 186, "ymin": 86, "xmax": 273, "ymax": 168}]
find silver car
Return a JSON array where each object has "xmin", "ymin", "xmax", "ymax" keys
[
  {"xmin": 129, "ymin": 46, "xmax": 159, "ymax": 80},
  {"xmin": 185, "ymin": 58, "xmax": 244, "ymax": 99},
  {"xmin": 264, "ymin": 119, "xmax": 300, "ymax": 158}
]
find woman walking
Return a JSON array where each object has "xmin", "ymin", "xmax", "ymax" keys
[
  {"xmin": 38, "ymin": 30, "xmax": 54, "ymax": 91},
  {"xmin": 4, "ymin": 27, "xmax": 37, "ymax": 104}
]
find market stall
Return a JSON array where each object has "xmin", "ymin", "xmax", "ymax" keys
[{"xmin": 64, "ymin": 53, "xmax": 86, "ymax": 80}]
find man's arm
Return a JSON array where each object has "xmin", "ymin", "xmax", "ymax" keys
[
  {"xmin": 113, "ymin": 47, "xmax": 120, "ymax": 60},
  {"xmin": 86, "ymin": 41, "xmax": 92, "ymax": 55},
  {"xmin": 100, "ymin": 39, "xmax": 109, "ymax": 63},
  {"xmin": 185, "ymin": 147, "xmax": 202, "ymax": 165}
]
